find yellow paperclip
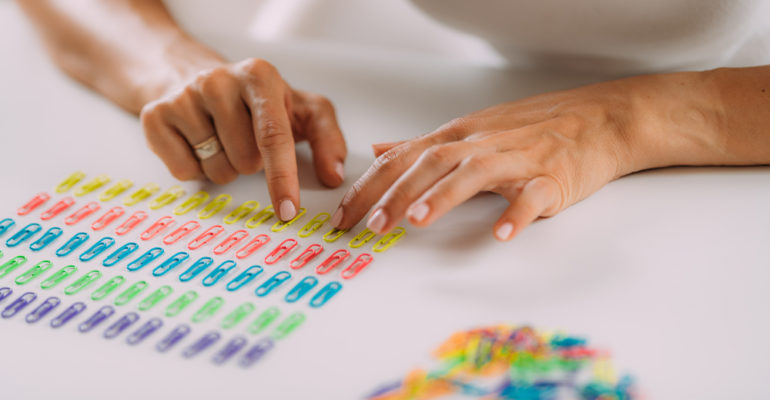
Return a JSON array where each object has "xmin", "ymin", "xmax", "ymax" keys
[
  {"xmin": 173, "ymin": 191, "xmax": 210, "ymax": 215},
  {"xmin": 271, "ymin": 208, "xmax": 306, "ymax": 232},
  {"xmin": 349, "ymin": 228, "xmax": 377, "ymax": 248},
  {"xmin": 223, "ymin": 201, "xmax": 260, "ymax": 224},
  {"xmin": 55, "ymin": 171, "xmax": 86, "ymax": 194},
  {"xmin": 298, "ymin": 212, "xmax": 330, "ymax": 238},
  {"xmin": 372, "ymin": 226, "xmax": 406, "ymax": 252},
  {"xmin": 244, "ymin": 205, "xmax": 275, "ymax": 228},
  {"xmin": 74, "ymin": 175, "xmax": 111, "ymax": 197},
  {"xmin": 98, "ymin": 179, "xmax": 134, "ymax": 202},
  {"xmin": 322, "ymin": 228, "xmax": 348, "ymax": 243},
  {"xmin": 122, "ymin": 183, "xmax": 160, "ymax": 206},
  {"xmin": 148, "ymin": 185, "xmax": 186, "ymax": 210},
  {"xmin": 198, "ymin": 194, "xmax": 232, "ymax": 219}
]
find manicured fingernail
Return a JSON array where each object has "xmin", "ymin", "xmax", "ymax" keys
[
  {"xmin": 331, "ymin": 207, "xmax": 343, "ymax": 227},
  {"xmin": 367, "ymin": 209, "xmax": 387, "ymax": 233},
  {"xmin": 279, "ymin": 199, "xmax": 296, "ymax": 221},
  {"xmin": 335, "ymin": 162, "xmax": 345, "ymax": 181},
  {"xmin": 407, "ymin": 202, "xmax": 429, "ymax": 222},
  {"xmin": 495, "ymin": 222, "xmax": 514, "ymax": 241}
]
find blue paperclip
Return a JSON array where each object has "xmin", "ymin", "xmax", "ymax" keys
[
  {"xmin": 254, "ymin": 271, "xmax": 291, "ymax": 297},
  {"xmin": 78, "ymin": 305, "xmax": 115, "ymax": 333},
  {"xmin": 102, "ymin": 242, "xmax": 139, "ymax": 267},
  {"xmin": 50, "ymin": 302, "xmax": 87, "ymax": 328},
  {"xmin": 26, "ymin": 296, "xmax": 60, "ymax": 324},
  {"xmin": 225, "ymin": 265, "xmax": 263, "ymax": 292},
  {"xmin": 284, "ymin": 276, "xmax": 318, "ymax": 303},
  {"xmin": 212, "ymin": 336, "xmax": 248, "ymax": 365},
  {"xmin": 309, "ymin": 281, "xmax": 343, "ymax": 308},
  {"xmin": 152, "ymin": 251, "xmax": 189, "ymax": 277},
  {"xmin": 239, "ymin": 337, "xmax": 274, "ymax": 368},
  {"xmin": 6, "ymin": 223, "xmax": 42, "ymax": 247},
  {"xmin": 201, "ymin": 260, "xmax": 237, "ymax": 287},
  {"xmin": 126, "ymin": 247, "xmax": 164, "ymax": 271},
  {"xmin": 0, "ymin": 218, "xmax": 16, "ymax": 237},
  {"xmin": 1, "ymin": 291, "xmax": 37, "ymax": 318},
  {"xmin": 103, "ymin": 312, "xmax": 139, "ymax": 339},
  {"xmin": 55, "ymin": 232, "xmax": 89, "ymax": 257},
  {"xmin": 79, "ymin": 237, "xmax": 115, "ymax": 262},
  {"xmin": 0, "ymin": 287, "xmax": 13, "ymax": 303},
  {"xmin": 29, "ymin": 226, "xmax": 63, "ymax": 252},
  {"xmin": 182, "ymin": 331, "xmax": 221, "ymax": 358},
  {"xmin": 178, "ymin": 257, "xmax": 214, "ymax": 282},
  {"xmin": 156, "ymin": 324, "xmax": 191, "ymax": 353},
  {"xmin": 126, "ymin": 318, "xmax": 163, "ymax": 345}
]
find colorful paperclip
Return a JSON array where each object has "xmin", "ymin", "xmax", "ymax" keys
[
  {"xmin": 126, "ymin": 318, "xmax": 163, "ymax": 345},
  {"xmin": 78, "ymin": 305, "xmax": 115, "ymax": 333},
  {"xmin": 64, "ymin": 270, "xmax": 102, "ymax": 295},
  {"xmin": 165, "ymin": 291, "xmax": 198, "ymax": 317},
  {"xmin": 0, "ymin": 218, "xmax": 16, "ymax": 237},
  {"xmin": 64, "ymin": 201, "xmax": 100, "ymax": 225},
  {"xmin": 103, "ymin": 312, "xmax": 139, "ymax": 339},
  {"xmin": 191, "ymin": 297, "xmax": 224, "ymax": 323},
  {"xmin": 25, "ymin": 296, "xmax": 60, "ymax": 323},
  {"xmin": 239, "ymin": 337, "xmax": 274, "ymax": 368},
  {"xmin": 298, "ymin": 212, "xmax": 330, "ymax": 238},
  {"xmin": 50, "ymin": 302, "xmax": 87, "ymax": 328},
  {"xmin": 225, "ymin": 266, "xmax": 263, "ymax": 292},
  {"xmin": 223, "ymin": 201, "xmax": 260, "ymax": 224},
  {"xmin": 349, "ymin": 228, "xmax": 377, "ymax": 248},
  {"xmin": 272, "ymin": 312, "xmax": 306, "ymax": 339},
  {"xmin": 0, "ymin": 255, "xmax": 27, "ymax": 279},
  {"xmin": 140, "ymin": 216, "xmax": 175, "ymax": 240},
  {"xmin": 152, "ymin": 251, "xmax": 189, "ymax": 277},
  {"xmin": 284, "ymin": 276, "xmax": 318, "ymax": 303},
  {"xmin": 91, "ymin": 206, "xmax": 125, "ymax": 230},
  {"xmin": 254, "ymin": 271, "xmax": 291, "ymax": 297},
  {"xmin": 156, "ymin": 324, "xmax": 191, "ymax": 352},
  {"xmin": 264, "ymin": 238, "xmax": 298, "ymax": 265},
  {"xmin": 40, "ymin": 197, "xmax": 75, "ymax": 221},
  {"xmin": 74, "ymin": 175, "xmax": 110, "ymax": 197},
  {"xmin": 182, "ymin": 331, "xmax": 221, "ymax": 358},
  {"xmin": 79, "ymin": 237, "xmax": 115, "ymax": 262},
  {"xmin": 123, "ymin": 183, "xmax": 160, "ymax": 206},
  {"xmin": 187, "ymin": 225, "xmax": 224, "ymax": 250},
  {"xmin": 247, "ymin": 307, "xmax": 280, "ymax": 334},
  {"xmin": 322, "ymin": 228, "xmax": 348, "ymax": 243},
  {"xmin": 0, "ymin": 288, "xmax": 14, "ymax": 303},
  {"xmin": 271, "ymin": 207, "xmax": 306, "ymax": 232},
  {"xmin": 235, "ymin": 234, "xmax": 270, "ymax": 259},
  {"xmin": 340, "ymin": 253, "xmax": 374, "ymax": 279},
  {"xmin": 137, "ymin": 285, "xmax": 173, "ymax": 311},
  {"xmin": 244, "ymin": 205, "xmax": 274, "ymax": 228},
  {"xmin": 148, "ymin": 186, "xmax": 185, "ymax": 210},
  {"xmin": 198, "ymin": 194, "xmax": 232, "ymax": 219},
  {"xmin": 114, "ymin": 281, "xmax": 148, "ymax": 306},
  {"xmin": 162, "ymin": 220, "xmax": 200, "ymax": 245},
  {"xmin": 126, "ymin": 247, "xmax": 164, "ymax": 271},
  {"xmin": 309, "ymin": 281, "xmax": 343, "ymax": 308},
  {"xmin": 178, "ymin": 257, "xmax": 214, "ymax": 282},
  {"xmin": 213, "ymin": 230, "xmax": 249, "ymax": 255},
  {"xmin": 29, "ymin": 227, "xmax": 62, "ymax": 251},
  {"xmin": 55, "ymin": 232, "xmax": 89, "ymax": 257},
  {"xmin": 114, "ymin": 210, "xmax": 148, "ymax": 235},
  {"xmin": 315, "ymin": 249, "xmax": 350, "ymax": 275},
  {"xmin": 220, "ymin": 303, "xmax": 255, "ymax": 329},
  {"xmin": 213, "ymin": 336, "xmax": 248, "ymax": 364},
  {"xmin": 201, "ymin": 260, "xmax": 237, "ymax": 287},
  {"xmin": 372, "ymin": 227, "xmax": 406, "ymax": 252},
  {"xmin": 40, "ymin": 265, "xmax": 77, "ymax": 289},
  {"xmin": 289, "ymin": 244, "xmax": 323, "ymax": 269},
  {"xmin": 17, "ymin": 192, "xmax": 50, "ymax": 216},
  {"xmin": 2, "ymin": 292, "xmax": 37, "ymax": 319},
  {"xmin": 55, "ymin": 171, "xmax": 85, "ymax": 194},
  {"xmin": 98, "ymin": 179, "xmax": 134, "ymax": 202},
  {"xmin": 173, "ymin": 191, "xmax": 210, "ymax": 215},
  {"xmin": 102, "ymin": 242, "xmax": 139, "ymax": 267},
  {"xmin": 91, "ymin": 276, "xmax": 126, "ymax": 301},
  {"xmin": 6, "ymin": 223, "xmax": 42, "ymax": 247}
]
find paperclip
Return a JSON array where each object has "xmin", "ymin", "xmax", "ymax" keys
[
  {"xmin": 223, "ymin": 201, "xmax": 260, "ymax": 224},
  {"xmin": 74, "ymin": 175, "xmax": 111, "ymax": 197},
  {"xmin": 17, "ymin": 192, "xmax": 50, "ymax": 216},
  {"xmin": 0, "ymin": 218, "xmax": 15, "ymax": 237},
  {"xmin": 298, "ymin": 212, "xmax": 330, "ymax": 238},
  {"xmin": 40, "ymin": 265, "xmax": 77, "ymax": 289},
  {"xmin": 30, "ymin": 227, "xmax": 63, "ymax": 252},
  {"xmin": 152, "ymin": 252, "xmax": 189, "ymax": 277},
  {"xmin": 26, "ymin": 296, "xmax": 60, "ymax": 324},
  {"xmin": 140, "ymin": 216, "xmax": 175, "ymax": 240},
  {"xmin": 137, "ymin": 285, "xmax": 173, "ymax": 311},
  {"xmin": 202, "ymin": 260, "xmax": 237, "ymax": 287},
  {"xmin": 289, "ymin": 244, "xmax": 323, "ymax": 269},
  {"xmin": 79, "ymin": 236, "xmax": 115, "ymax": 262},
  {"xmin": 284, "ymin": 276, "xmax": 318, "ymax": 303},
  {"xmin": 55, "ymin": 171, "xmax": 86, "ymax": 194},
  {"xmin": 244, "ymin": 205, "xmax": 275, "ymax": 228},
  {"xmin": 373, "ymin": 227, "xmax": 406, "ymax": 252},
  {"xmin": 126, "ymin": 247, "xmax": 164, "ymax": 271},
  {"xmin": 102, "ymin": 242, "xmax": 139, "ymax": 267},
  {"xmin": 198, "ymin": 194, "xmax": 232, "ymax": 219},
  {"xmin": 341, "ymin": 253, "xmax": 374, "ymax": 279},
  {"xmin": 104, "ymin": 312, "xmax": 139, "ymax": 339},
  {"xmin": 122, "ymin": 183, "xmax": 160, "ymax": 206},
  {"xmin": 126, "ymin": 317, "xmax": 163, "ymax": 345},
  {"xmin": 254, "ymin": 271, "xmax": 291, "ymax": 297},
  {"xmin": 50, "ymin": 302, "xmax": 87, "ymax": 328},
  {"xmin": 64, "ymin": 201, "xmax": 100, "ymax": 225},
  {"xmin": 272, "ymin": 312, "xmax": 306, "ymax": 340},
  {"xmin": 315, "ymin": 249, "xmax": 350, "ymax": 275},
  {"xmin": 91, "ymin": 276, "xmax": 125, "ymax": 301},
  {"xmin": 149, "ymin": 186, "xmax": 185, "ymax": 210},
  {"xmin": 178, "ymin": 257, "xmax": 213, "ymax": 282},
  {"xmin": 349, "ymin": 228, "xmax": 377, "ymax": 248},
  {"xmin": 213, "ymin": 336, "xmax": 248, "ymax": 365},
  {"xmin": 173, "ymin": 191, "xmax": 210, "ymax": 215},
  {"xmin": 322, "ymin": 228, "xmax": 348, "ymax": 243},
  {"xmin": 221, "ymin": 303, "xmax": 255, "ymax": 329},
  {"xmin": 213, "ymin": 230, "xmax": 248, "ymax": 255},
  {"xmin": 247, "ymin": 307, "xmax": 280, "ymax": 334},
  {"xmin": 309, "ymin": 281, "xmax": 343, "ymax": 308},
  {"xmin": 114, "ymin": 281, "xmax": 148, "ymax": 306},
  {"xmin": 235, "ymin": 234, "xmax": 270, "ymax": 259},
  {"xmin": 183, "ymin": 331, "xmax": 221, "ymax": 358},
  {"xmin": 2, "ymin": 292, "xmax": 37, "ymax": 319},
  {"xmin": 0, "ymin": 255, "xmax": 26, "ymax": 279},
  {"xmin": 239, "ymin": 337, "xmax": 274, "ymax": 368},
  {"xmin": 114, "ymin": 210, "xmax": 148, "ymax": 236},
  {"xmin": 225, "ymin": 266, "xmax": 263, "ymax": 292},
  {"xmin": 55, "ymin": 232, "xmax": 89, "ymax": 257},
  {"xmin": 15, "ymin": 260, "xmax": 53, "ymax": 285},
  {"xmin": 191, "ymin": 297, "xmax": 224, "ymax": 323},
  {"xmin": 91, "ymin": 206, "xmax": 125, "ymax": 230},
  {"xmin": 0, "ymin": 287, "xmax": 11, "ymax": 303},
  {"xmin": 264, "ymin": 238, "xmax": 298, "ymax": 265},
  {"xmin": 162, "ymin": 221, "xmax": 200, "ymax": 245},
  {"xmin": 156, "ymin": 324, "xmax": 191, "ymax": 352},
  {"xmin": 5, "ymin": 223, "xmax": 42, "ymax": 247},
  {"xmin": 98, "ymin": 179, "xmax": 133, "ymax": 202},
  {"xmin": 40, "ymin": 197, "xmax": 75, "ymax": 221},
  {"xmin": 187, "ymin": 225, "xmax": 224, "ymax": 250},
  {"xmin": 64, "ymin": 270, "xmax": 102, "ymax": 295},
  {"xmin": 165, "ymin": 290, "xmax": 198, "ymax": 317},
  {"xmin": 78, "ymin": 305, "xmax": 115, "ymax": 333},
  {"xmin": 271, "ymin": 207, "xmax": 307, "ymax": 232}
]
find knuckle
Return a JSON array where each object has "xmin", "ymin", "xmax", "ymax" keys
[
  {"xmin": 240, "ymin": 58, "xmax": 279, "ymax": 79},
  {"xmin": 197, "ymin": 68, "xmax": 233, "ymax": 98},
  {"xmin": 421, "ymin": 143, "xmax": 461, "ymax": 167},
  {"xmin": 463, "ymin": 154, "xmax": 491, "ymax": 172},
  {"xmin": 372, "ymin": 148, "xmax": 404, "ymax": 174},
  {"xmin": 258, "ymin": 119, "xmax": 292, "ymax": 148},
  {"xmin": 434, "ymin": 117, "xmax": 471, "ymax": 140},
  {"xmin": 265, "ymin": 168, "xmax": 293, "ymax": 187}
]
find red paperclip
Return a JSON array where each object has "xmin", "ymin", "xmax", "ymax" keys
[
  {"xmin": 91, "ymin": 206, "xmax": 125, "ymax": 231},
  {"xmin": 115, "ymin": 210, "xmax": 148, "ymax": 236},
  {"xmin": 140, "ymin": 216, "xmax": 175, "ymax": 240},
  {"xmin": 264, "ymin": 238, "xmax": 298, "ymax": 265},
  {"xmin": 40, "ymin": 197, "xmax": 75, "ymax": 221},
  {"xmin": 17, "ymin": 192, "xmax": 50, "ymax": 216},
  {"xmin": 163, "ymin": 220, "xmax": 200, "ymax": 245},
  {"xmin": 315, "ymin": 249, "xmax": 350, "ymax": 275},
  {"xmin": 340, "ymin": 253, "xmax": 374, "ymax": 279},
  {"xmin": 289, "ymin": 244, "xmax": 324, "ymax": 270},
  {"xmin": 235, "ymin": 234, "xmax": 271, "ymax": 259},
  {"xmin": 213, "ymin": 230, "xmax": 249, "ymax": 255},
  {"xmin": 188, "ymin": 225, "xmax": 225, "ymax": 250},
  {"xmin": 64, "ymin": 201, "xmax": 100, "ymax": 225}
]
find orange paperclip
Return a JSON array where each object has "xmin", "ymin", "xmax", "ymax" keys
[
  {"xmin": 235, "ymin": 234, "xmax": 271, "ymax": 259},
  {"xmin": 340, "ymin": 253, "xmax": 373, "ymax": 279},
  {"xmin": 213, "ymin": 230, "xmax": 249, "ymax": 255},
  {"xmin": 115, "ymin": 210, "xmax": 148, "ymax": 236},
  {"xmin": 162, "ymin": 220, "xmax": 200, "ymax": 245},
  {"xmin": 289, "ymin": 244, "xmax": 323, "ymax": 270},
  {"xmin": 40, "ymin": 197, "xmax": 75, "ymax": 221},
  {"xmin": 188, "ymin": 225, "xmax": 225, "ymax": 250},
  {"xmin": 140, "ymin": 216, "xmax": 175, "ymax": 240},
  {"xmin": 91, "ymin": 206, "xmax": 125, "ymax": 231},
  {"xmin": 64, "ymin": 201, "xmax": 100, "ymax": 225},
  {"xmin": 17, "ymin": 192, "xmax": 50, "ymax": 216},
  {"xmin": 264, "ymin": 238, "xmax": 298, "ymax": 265},
  {"xmin": 315, "ymin": 249, "xmax": 350, "ymax": 275}
]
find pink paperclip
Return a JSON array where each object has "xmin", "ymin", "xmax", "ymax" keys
[
  {"xmin": 289, "ymin": 244, "xmax": 324, "ymax": 270},
  {"xmin": 188, "ymin": 225, "xmax": 225, "ymax": 250},
  {"xmin": 140, "ymin": 216, "xmax": 175, "ymax": 240},
  {"xmin": 115, "ymin": 210, "xmax": 148, "ymax": 236},
  {"xmin": 17, "ymin": 192, "xmax": 50, "ymax": 216},
  {"xmin": 264, "ymin": 238, "xmax": 298, "ymax": 265},
  {"xmin": 213, "ymin": 230, "xmax": 249, "ymax": 255},
  {"xmin": 163, "ymin": 220, "xmax": 200, "ymax": 245},
  {"xmin": 315, "ymin": 249, "xmax": 350, "ymax": 275},
  {"xmin": 64, "ymin": 201, "xmax": 100, "ymax": 225},
  {"xmin": 235, "ymin": 234, "xmax": 271, "ymax": 259},
  {"xmin": 91, "ymin": 206, "xmax": 125, "ymax": 231},
  {"xmin": 40, "ymin": 197, "xmax": 75, "ymax": 221},
  {"xmin": 340, "ymin": 253, "xmax": 374, "ymax": 279}
]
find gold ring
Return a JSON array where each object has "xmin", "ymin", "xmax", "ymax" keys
[{"xmin": 193, "ymin": 136, "xmax": 222, "ymax": 161}]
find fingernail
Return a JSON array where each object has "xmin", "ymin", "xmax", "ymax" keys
[
  {"xmin": 367, "ymin": 209, "xmax": 387, "ymax": 233},
  {"xmin": 331, "ymin": 206, "xmax": 343, "ymax": 227},
  {"xmin": 279, "ymin": 199, "xmax": 296, "ymax": 221},
  {"xmin": 335, "ymin": 162, "xmax": 345, "ymax": 181},
  {"xmin": 407, "ymin": 202, "xmax": 429, "ymax": 222},
  {"xmin": 495, "ymin": 222, "xmax": 514, "ymax": 241}
]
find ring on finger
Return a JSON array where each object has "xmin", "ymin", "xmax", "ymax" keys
[{"xmin": 193, "ymin": 136, "xmax": 223, "ymax": 161}]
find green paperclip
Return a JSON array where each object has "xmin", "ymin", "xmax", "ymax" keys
[
  {"xmin": 123, "ymin": 183, "xmax": 160, "ymax": 206},
  {"xmin": 271, "ymin": 312, "xmax": 306, "ymax": 340},
  {"xmin": 40, "ymin": 265, "xmax": 77, "ymax": 289},
  {"xmin": 98, "ymin": 179, "xmax": 134, "ymax": 202},
  {"xmin": 198, "ymin": 194, "xmax": 231, "ymax": 219},
  {"xmin": 114, "ymin": 281, "xmax": 148, "ymax": 306},
  {"xmin": 149, "ymin": 186, "xmax": 186, "ymax": 210},
  {"xmin": 137, "ymin": 285, "xmax": 173, "ymax": 311},
  {"xmin": 247, "ymin": 306, "xmax": 280, "ymax": 334},
  {"xmin": 223, "ymin": 201, "xmax": 260, "ymax": 224},
  {"xmin": 373, "ymin": 227, "xmax": 406, "ymax": 252},
  {"xmin": 245, "ymin": 205, "xmax": 275, "ymax": 228},
  {"xmin": 165, "ymin": 290, "xmax": 198, "ymax": 317},
  {"xmin": 63, "ymin": 270, "xmax": 101, "ymax": 295},
  {"xmin": 298, "ymin": 212, "xmax": 331, "ymax": 238},
  {"xmin": 15, "ymin": 260, "xmax": 53, "ymax": 285},
  {"xmin": 349, "ymin": 228, "xmax": 377, "ymax": 248},
  {"xmin": 271, "ymin": 208, "xmax": 307, "ymax": 232},
  {"xmin": 74, "ymin": 174, "xmax": 111, "ymax": 197},
  {"xmin": 0, "ymin": 255, "xmax": 27, "ymax": 279},
  {"xmin": 323, "ymin": 228, "xmax": 349, "ymax": 243},
  {"xmin": 173, "ymin": 191, "xmax": 209, "ymax": 215},
  {"xmin": 91, "ymin": 275, "xmax": 126, "ymax": 301},
  {"xmin": 55, "ymin": 171, "xmax": 86, "ymax": 194},
  {"xmin": 221, "ymin": 302, "xmax": 255, "ymax": 329},
  {"xmin": 191, "ymin": 296, "xmax": 224, "ymax": 323}
]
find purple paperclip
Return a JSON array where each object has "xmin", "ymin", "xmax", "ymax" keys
[
  {"xmin": 26, "ymin": 296, "xmax": 61, "ymax": 324},
  {"xmin": 78, "ymin": 305, "xmax": 115, "ymax": 333},
  {"xmin": 50, "ymin": 302, "xmax": 87, "ymax": 328},
  {"xmin": 0, "ymin": 287, "xmax": 12, "ymax": 303},
  {"xmin": 182, "ymin": 331, "xmax": 221, "ymax": 358},
  {"xmin": 126, "ymin": 318, "xmax": 163, "ymax": 345},
  {"xmin": 212, "ymin": 336, "xmax": 248, "ymax": 365},
  {"xmin": 156, "ymin": 324, "xmax": 191, "ymax": 353},
  {"xmin": 1, "ymin": 292, "xmax": 37, "ymax": 319},
  {"xmin": 103, "ymin": 312, "xmax": 139, "ymax": 339},
  {"xmin": 239, "ymin": 337, "xmax": 274, "ymax": 368}
]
